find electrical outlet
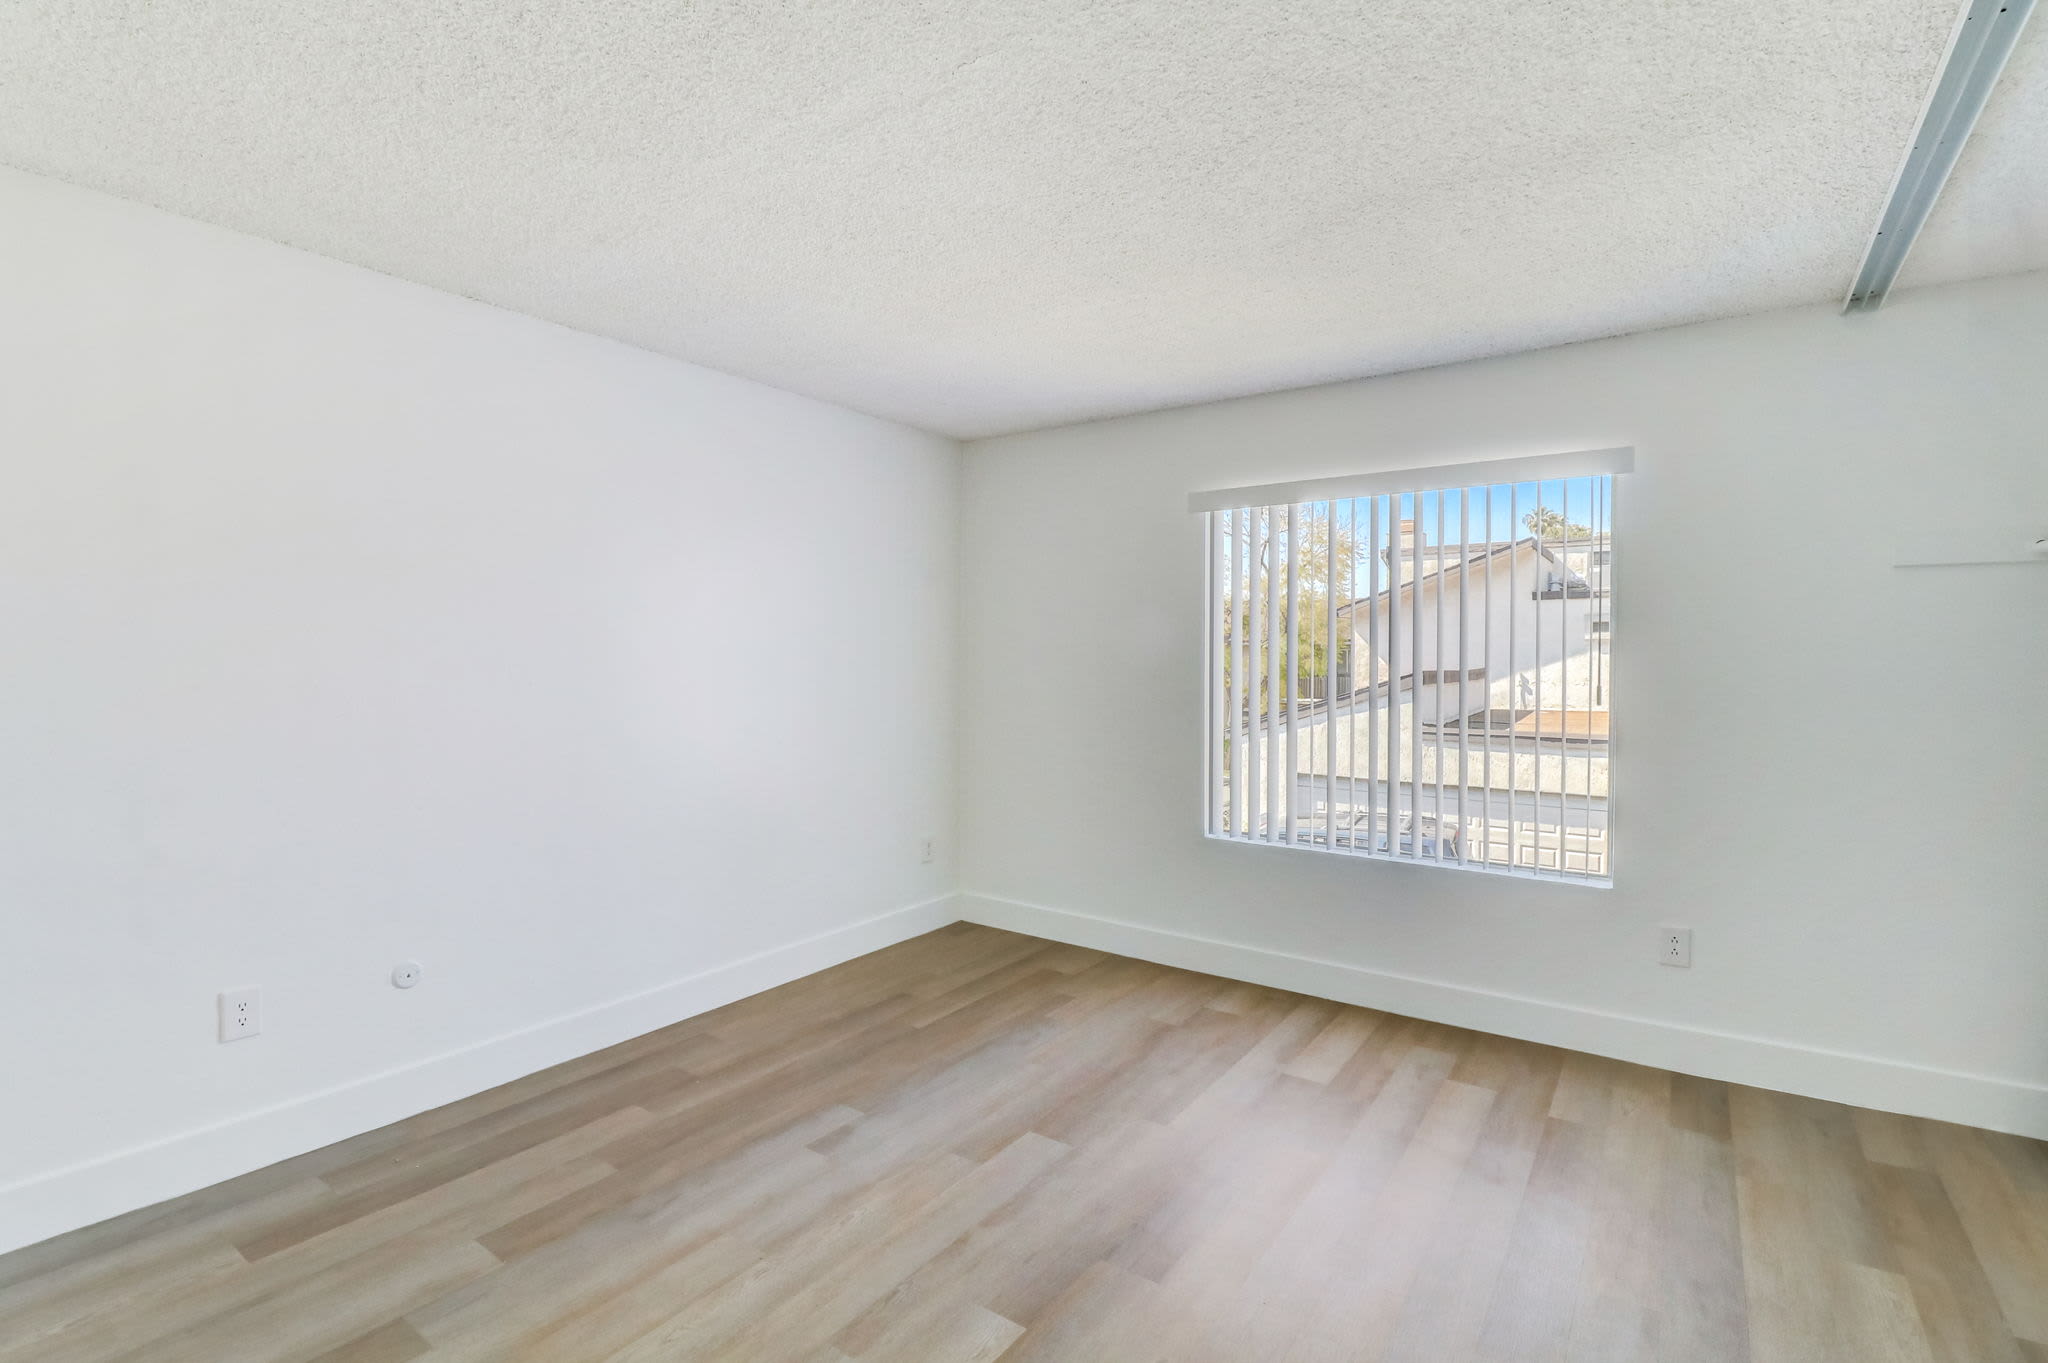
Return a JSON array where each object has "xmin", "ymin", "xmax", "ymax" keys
[
  {"xmin": 218, "ymin": 988, "xmax": 261, "ymax": 1042},
  {"xmin": 1658, "ymin": 927, "xmax": 1693, "ymax": 968},
  {"xmin": 920, "ymin": 837, "xmax": 936, "ymax": 865}
]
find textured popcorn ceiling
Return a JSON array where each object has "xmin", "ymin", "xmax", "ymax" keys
[
  {"xmin": 1905, "ymin": 13, "xmax": 2048, "ymax": 291},
  {"xmin": 0, "ymin": 1, "xmax": 2039, "ymax": 437}
]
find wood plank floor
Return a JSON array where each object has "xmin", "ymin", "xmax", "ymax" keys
[{"xmin": 4, "ymin": 923, "xmax": 2045, "ymax": 1362}]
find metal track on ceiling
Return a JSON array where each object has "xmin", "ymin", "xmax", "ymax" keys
[{"xmin": 1844, "ymin": 0, "xmax": 2038, "ymax": 313}]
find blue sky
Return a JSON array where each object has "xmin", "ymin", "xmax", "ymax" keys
[
  {"xmin": 1292, "ymin": 476, "xmax": 1612, "ymax": 599},
  {"xmin": 1223, "ymin": 475, "xmax": 1613, "ymax": 599},
  {"xmin": 1392, "ymin": 476, "xmax": 1611, "ymax": 544}
]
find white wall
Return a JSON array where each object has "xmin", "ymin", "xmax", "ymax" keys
[
  {"xmin": 959, "ymin": 270, "xmax": 2048, "ymax": 1138},
  {"xmin": 0, "ymin": 167, "xmax": 960, "ymax": 1254}
]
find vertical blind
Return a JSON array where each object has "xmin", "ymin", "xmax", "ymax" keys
[{"xmin": 1196, "ymin": 450, "xmax": 1630, "ymax": 884}]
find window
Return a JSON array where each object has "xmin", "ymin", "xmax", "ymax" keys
[
  {"xmin": 1411, "ymin": 667, "xmax": 1486, "ymax": 687},
  {"xmin": 1194, "ymin": 448, "xmax": 1630, "ymax": 883}
]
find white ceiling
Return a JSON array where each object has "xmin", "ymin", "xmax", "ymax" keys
[
  {"xmin": 1904, "ymin": 12, "xmax": 2048, "ymax": 289},
  {"xmin": 1, "ymin": 1, "xmax": 2041, "ymax": 438}
]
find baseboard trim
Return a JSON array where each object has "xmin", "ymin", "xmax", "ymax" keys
[
  {"xmin": 11, "ymin": 888, "xmax": 2040, "ymax": 1258},
  {"xmin": 0, "ymin": 895, "xmax": 959, "ymax": 1258},
  {"xmin": 957, "ymin": 891, "xmax": 2048, "ymax": 1141}
]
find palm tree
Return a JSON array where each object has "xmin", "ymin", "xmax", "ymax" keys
[{"xmin": 1522, "ymin": 505, "xmax": 1590, "ymax": 539}]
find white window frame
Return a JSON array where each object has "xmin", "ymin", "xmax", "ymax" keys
[{"xmin": 1194, "ymin": 447, "xmax": 1631, "ymax": 886}]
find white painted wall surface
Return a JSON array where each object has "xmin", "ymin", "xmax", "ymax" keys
[
  {"xmin": 0, "ymin": 167, "xmax": 959, "ymax": 1253},
  {"xmin": 959, "ymin": 270, "xmax": 2048, "ymax": 1137}
]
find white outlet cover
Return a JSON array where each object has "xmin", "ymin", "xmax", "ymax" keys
[
  {"xmin": 392, "ymin": 960, "xmax": 423, "ymax": 989},
  {"xmin": 218, "ymin": 988, "xmax": 261, "ymax": 1042}
]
